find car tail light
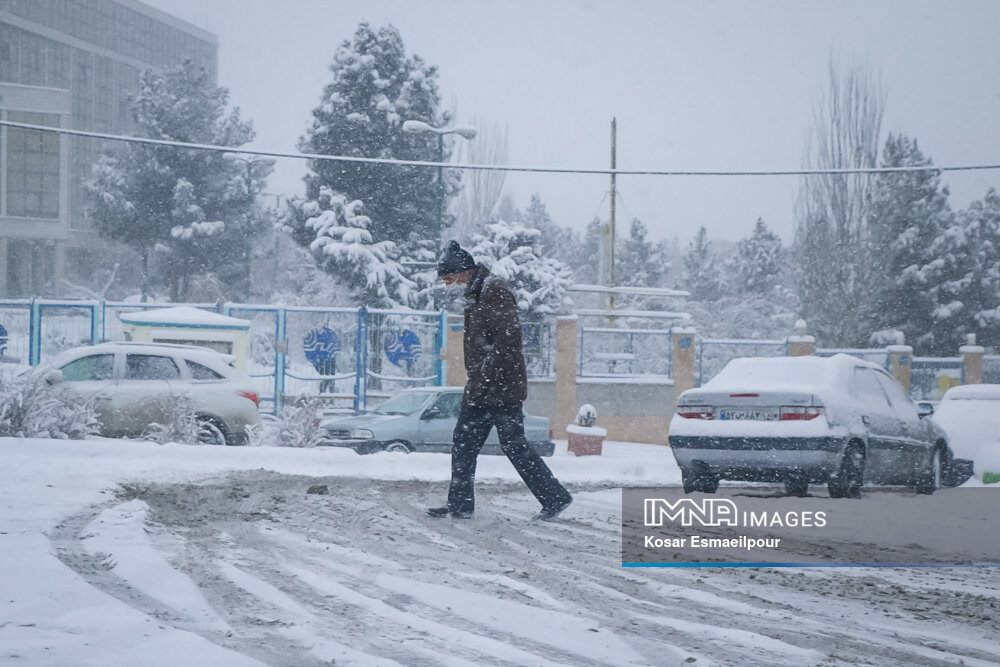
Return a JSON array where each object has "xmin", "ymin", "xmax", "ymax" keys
[
  {"xmin": 237, "ymin": 390, "xmax": 260, "ymax": 407},
  {"xmin": 549, "ymin": 428, "xmax": 553, "ymax": 439},
  {"xmin": 676, "ymin": 406, "xmax": 714, "ymax": 419},
  {"xmin": 779, "ymin": 406, "xmax": 824, "ymax": 420}
]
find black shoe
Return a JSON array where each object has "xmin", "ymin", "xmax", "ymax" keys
[
  {"xmin": 534, "ymin": 496, "xmax": 573, "ymax": 521},
  {"xmin": 426, "ymin": 506, "xmax": 474, "ymax": 519}
]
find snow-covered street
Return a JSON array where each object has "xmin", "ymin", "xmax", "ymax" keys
[{"xmin": 2, "ymin": 437, "xmax": 998, "ymax": 666}]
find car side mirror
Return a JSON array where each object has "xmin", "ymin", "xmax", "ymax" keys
[
  {"xmin": 422, "ymin": 407, "xmax": 447, "ymax": 420},
  {"xmin": 917, "ymin": 402, "xmax": 934, "ymax": 418},
  {"xmin": 44, "ymin": 369, "xmax": 64, "ymax": 385}
]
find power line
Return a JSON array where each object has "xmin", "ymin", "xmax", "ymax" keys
[{"xmin": 3, "ymin": 119, "xmax": 1000, "ymax": 177}]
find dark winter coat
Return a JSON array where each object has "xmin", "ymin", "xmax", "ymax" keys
[{"xmin": 463, "ymin": 263, "xmax": 528, "ymax": 405}]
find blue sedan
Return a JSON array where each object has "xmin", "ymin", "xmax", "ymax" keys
[{"xmin": 319, "ymin": 386, "xmax": 555, "ymax": 456}]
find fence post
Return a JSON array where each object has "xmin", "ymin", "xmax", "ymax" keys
[
  {"xmin": 273, "ymin": 308, "xmax": 287, "ymax": 415},
  {"xmin": 435, "ymin": 310, "xmax": 447, "ymax": 386},
  {"xmin": 444, "ymin": 315, "xmax": 467, "ymax": 387},
  {"xmin": 354, "ymin": 307, "xmax": 367, "ymax": 413},
  {"xmin": 551, "ymin": 315, "xmax": 579, "ymax": 440},
  {"xmin": 786, "ymin": 319, "xmax": 815, "ymax": 356},
  {"xmin": 961, "ymin": 333, "xmax": 985, "ymax": 384},
  {"xmin": 671, "ymin": 327, "xmax": 697, "ymax": 396},
  {"xmin": 887, "ymin": 333, "xmax": 913, "ymax": 392},
  {"xmin": 28, "ymin": 299, "xmax": 41, "ymax": 366}
]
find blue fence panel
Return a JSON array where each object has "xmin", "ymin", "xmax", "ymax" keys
[
  {"xmin": 281, "ymin": 306, "xmax": 366, "ymax": 413},
  {"xmin": 224, "ymin": 306, "xmax": 283, "ymax": 413},
  {"xmin": 697, "ymin": 339, "xmax": 787, "ymax": 386},
  {"xmin": 578, "ymin": 326, "xmax": 672, "ymax": 378},
  {"xmin": 0, "ymin": 300, "xmax": 31, "ymax": 368},
  {"xmin": 364, "ymin": 308, "xmax": 446, "ymax": 411}
]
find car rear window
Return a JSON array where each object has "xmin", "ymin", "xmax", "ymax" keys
[
  {"xmin": 125, "ymin": 354, "xmax": 181, "ymax": 380},
  {"xmin": 186, "ymin": 360, "xmax": 224, "ymax": 380},
  {"xmin": 60, "ymin": 354, "xmax": 114, "ymax": 381}
]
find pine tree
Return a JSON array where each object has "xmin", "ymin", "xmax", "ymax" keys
[
  {"xmin": 865, "ymin": 134, "xmax": 953, "ymax": 350},
  {"xmin": 296, "ymin": 23, "xmax": 449, "ymax": 245},
  {"xmin": 617, "ymin": 218, "xmax": 665, "ymax": 290},
  {"xmin": 85, "ymin": 60, "xmax": 273, "ymax": 301},
  {"xmin": 735, "ymin": 218, "xmax": 784, "ymax": 295},
  {"xmin": 288, "ymin": 186, "xmax": 414, "ymax": 309},
  {"xmin": 469, "ymin": 220, "xmax": 572, "ymax": 320},
  {"xmin": 683, "ymin": 226, "xmax": 722, "ymax": 301},
  {"xmin": 923, "ymin": 189, "xmax": 1000, "ymax": 352}
]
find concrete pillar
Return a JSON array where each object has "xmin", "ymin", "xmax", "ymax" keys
[
  {"xmin": 551, "ymin": 315, "xmax": 579, "ymax": 439},
  {"xmin": 443, "ymin": 315, "xmax": 467, "ymax": 388},
  {"xmin": 786, "ymin": 319, "xmax": 815, "ymax": 356},
  {"xmin": 671, "ymin": 327, "xmax": 697, "ymax": 397},
  {"xmin": 961, "ymin": 334, "xmax": 985, "ymax": 384},
  {"xmin": 888, "ymin": 344, "xmax": 913, "ymax": 393}
]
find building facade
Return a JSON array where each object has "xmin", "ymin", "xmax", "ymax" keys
[{"xmin": 0, "ymin": 0, "xmax": 217, "ymax": 297}]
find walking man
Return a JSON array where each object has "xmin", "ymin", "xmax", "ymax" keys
[{"xmin": 428, "ymin": 241, "xmax": 573, "ymax": 520}]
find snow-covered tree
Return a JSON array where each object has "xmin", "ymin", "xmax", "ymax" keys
[
  {"xmin": 734, "ymin": 218, "xmax": 784, "ymax": 295},
  {"xmin": 298, "ymin": 22, "xmax": 450, "ymax": 245},
  {"xmin": 469, "ymin": 220, "xmax": 572, "ymax": 320},
  {"xmin": 683, "ymin": 226, "xmax": 722, "ymax": 301},
  {"xmin": 286, "ymin": 186, "xmax": 414, "ymax": 309},
  {"xmin": 85, "ymin": 60, "xmax": 273, "ymax": 302},
  {"xmin": 865, "ymin": 134, "xmax": 954, "ymax": 350},
  {"xmin": 617, "ymin": 218, "xmax": 665, "ymax": 289},
  {"xmin": 921, "ymin": 189, "xmax": 1000, "ymax": 352}
]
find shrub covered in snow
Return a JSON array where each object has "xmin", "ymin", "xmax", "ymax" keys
[
  {"xmin": 273, "ymin": 397, "xmax": 326, "ymax": 448},
  {"xmin": 143, "ymin": 394, "xmax": 203, "ymax": 445},
  {"xmin": 0, "ymin": 371, "xmax": 100, "ymax": 440}
]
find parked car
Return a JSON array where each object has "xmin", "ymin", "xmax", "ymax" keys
[
  {"xmin": 44, "ymin": 342, "xmax": 261, "ymax": 445},
  {"xmin": 669, "ymin": 354, "xmax": 972, "ymax": 496},
  {"xmin": 932, "ymin": 383, "xmax": 1000, "ymax": 481},
  {"xmin": 319, "ymin": 386, "xmax": 556, "ymax": 456}
]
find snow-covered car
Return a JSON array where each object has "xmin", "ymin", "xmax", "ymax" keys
[
  {"xmin": 931, "ymin": 384, "xmax": 1000, "ymax": 481},
  {"xmin": 44, "ymin": 342, "xmax": 261, "ymax": 445},
  {"xmin": 319, "ymin": 386, "xmax": 555, "ymax": 455},
  {"xmin": 669, "ymin": 354, "xmax": 971, "ymax": 496}
]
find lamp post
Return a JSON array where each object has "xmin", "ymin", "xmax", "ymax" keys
[{"xmin": 402, "ymin": 120, "xmax": 477, "ymax": 233}]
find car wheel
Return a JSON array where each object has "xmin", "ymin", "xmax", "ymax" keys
[
  {"xmin": 915, "ymin": 447, "xmax": 943, "ymax": 495},
  {"xmin": 828, "ymin": 445, "xmax": 865, "ymax": 499},
  {"xmin": 682, "ymin": 464, "xmax": 719, "ymax": 494},
  {"xmin": 196, "ymin": 417, "xmax": 229, "ymax": 446},
  {"xmin": 384, "ymin": 440, "xmax": 412, "ymax": 454}
]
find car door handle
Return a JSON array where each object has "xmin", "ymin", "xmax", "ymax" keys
[{"xmin": 861, "ymin": 415, "xmax": 871, "ymax": 426}]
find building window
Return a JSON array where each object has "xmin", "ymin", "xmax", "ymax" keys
[{"xmin": 5, "ymin": 111, "xmax": 61, "ymax": 219}]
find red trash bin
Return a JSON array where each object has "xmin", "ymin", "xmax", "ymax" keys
[{"xmin": 567, "ymin": 423, "xmax": 606, "ymax": 456}]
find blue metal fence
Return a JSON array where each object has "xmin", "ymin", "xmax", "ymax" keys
[{"xmin": 0, "ymin": 299, "xmax": 447, "ymax": 414}]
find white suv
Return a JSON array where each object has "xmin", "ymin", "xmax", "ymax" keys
[{"xmin": 46, "ymin": 342, "xmax": 260, "ymax": 445}]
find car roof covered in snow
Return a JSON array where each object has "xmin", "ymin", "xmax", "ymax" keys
[
  {"xmin": 941, "ymin": 383, "xmax": 1000, "ymax": 401},
  {"xmin": 704, "ymin": 353, "xmax": 882, "ymax": 391}
]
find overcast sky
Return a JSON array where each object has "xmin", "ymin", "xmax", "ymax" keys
[{"xmin": 146, "ymin": 0, "xmax": 1000, "ymax": 245}]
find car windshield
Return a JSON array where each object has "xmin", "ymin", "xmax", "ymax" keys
[{"xmin": 373, "ymin": 392, "xmax": 430, "ymax": 415}]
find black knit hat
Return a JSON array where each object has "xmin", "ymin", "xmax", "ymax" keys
[{"xmin": 437, "ymin": 240, "xmax": 476, "ymax": 276}]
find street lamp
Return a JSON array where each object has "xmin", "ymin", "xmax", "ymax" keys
[{"xmin": 402, "ymin": 120, "xmax": 477, "ymax": 233}]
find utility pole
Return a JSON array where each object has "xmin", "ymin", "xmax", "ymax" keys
[{"xmin": 609, "ymin": 117, "xmax": 617, "ymax": 311}]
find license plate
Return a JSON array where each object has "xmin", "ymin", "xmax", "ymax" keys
[{"xmin": 719, "ymin": 408, "xmax": 779, "ymax": 421}]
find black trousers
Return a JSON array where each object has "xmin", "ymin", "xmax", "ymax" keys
[{"xmin": 447, "ymin": 399, "xmax": 571, "ymax": 514}]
